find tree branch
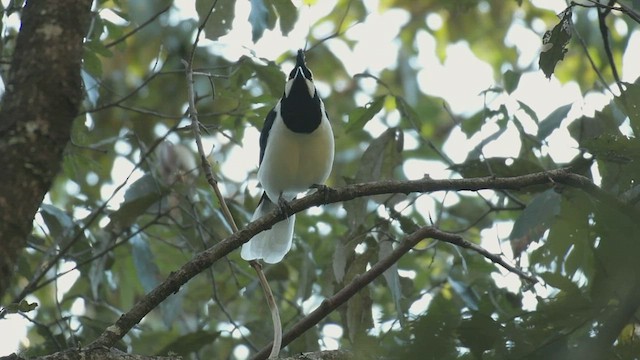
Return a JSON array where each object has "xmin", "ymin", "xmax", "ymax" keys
[
  {"xmin": 86, "ymin": 168, "xmax": 597, "ymax": 349},
  {"xmin": 1, "ymin": 348, "xmax": 353, "ymax": 360},
  {"xmin": 182, "ymin": 3, "xmax": 282, "ymax": 356},
  {"xmin": 251, "ymin": 226, "xmax": 504, "ymax": 359},
  {"xmin": 2, "ymin": 347, "xmax": 179, "ymax": 360},
  {"xmin": 103, "ymin": 4, "xmax": 172, "ymax": 49},
  {"xmin": 597, "ymin": 0, "xmax": 624, "ymax": 94}
]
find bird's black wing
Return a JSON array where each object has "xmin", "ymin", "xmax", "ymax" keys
[{"xmin": 259, "ymin": 107, "xmax": 277, "ymax": 165}]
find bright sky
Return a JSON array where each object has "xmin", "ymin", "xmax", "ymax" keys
[{"xmin": 2, "ymin": 0, "xmax": 639, "ymax": 356}]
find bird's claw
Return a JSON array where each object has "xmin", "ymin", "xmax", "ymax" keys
[
  {"xmin": 277, "ymin": 195, "xmax": 293, "ymax": 218},
  {"xmin": 310, "ymin": 183, "xmax": 334, "ymax": 204}
]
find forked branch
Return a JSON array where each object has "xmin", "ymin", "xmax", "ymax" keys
[{"xmin": 87, "ymin": 168, "xmax": 599, "ymax": 349}]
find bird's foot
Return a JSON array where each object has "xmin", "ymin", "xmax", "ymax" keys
[
  {"xmin": 310, "ymin": 183, "xmax": 334, "ymax": 204},
  {"xmin": 277, "ymin": 195, "xmax": 293, "ymax": 218}
]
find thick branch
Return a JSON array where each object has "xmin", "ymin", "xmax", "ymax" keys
[
  {"xmin": 87, "ymin": 168, "xmax": 596, "ymax": 349},
  {"xmin": 2, "ymin": 347, "xmax": 178, "ymax": 360},
  {"xmin": 0, "ymin": 0, "xmax": 92, "ymax": 298},
  {"xmin": 1, "ymin": 348, "xmax": 351, "ymax": 360}
]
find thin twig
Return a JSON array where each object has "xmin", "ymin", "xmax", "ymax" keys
[
  {"xmin": 104, "ymin": 4, "xmax": 172, "ymax": 49},
  {"xmin": 571, "ymin": 14, "xmax": 613, "ymax": 95},
  {"xmin": 82, "ymin": 57, "xmax": 164, "ymax": 115},
  {"xmin": 251, "ymin": 261, "xmax": 282, "ymax": 358},
  {"xmin": 597, "ymin": 0, "xmax": 624, "ymax": 94},
  {"xmin": 577, "ymin": 0, "xmax": 640, "ymax": 24},
  {"xmin": 307, "ymin": 0, "xmax": 361, "ymax": 53},
  {"xmin": 182, "ymin": 4, "xmax": 283, "ymax": 354}
]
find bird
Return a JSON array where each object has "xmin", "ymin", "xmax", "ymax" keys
[{"xmin": 241, "ymin": 49, "xmax": 335, "ymax": 264}]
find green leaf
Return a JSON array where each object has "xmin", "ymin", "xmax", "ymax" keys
[
  {"xmin": 197, "ymin": 0, "xmax": 236, "ymax": 40},
  {"xmin": 568, "ymin": 99, "xmax": 626, "ymax": 144},
  {"xmin": 40, "ymin": 204, "xmax": 74, "ymax": 240},
  {"xmin": 539, "ymin": 272, "xmax": 580, "ymax": 293},
  {"xmin": 379, "ymin": 237, "xmax": 405, "ymax": 326},
  {"xmin": 295, "ymin": 243, "xmax": 318, "ymax": 301},
  {"xmin": 462, "ymin": 105, "xmax": 509, "ymax": 138},
  {"xmin": 582, "ymin": 134, "xmax": 640, "ymax": 164},
  {"xmin": 332, "ymin": 240, "xmax": 348, "ymax": 283},
  {"xmin": 539, "ymin": 9, "xmax": 572, "ymax": 78},
  {"xmin": 362, "ymin": 127, "xmax": 403, "ymax": 182},
  {"xmin": 131, "ymin": 233, "xmax": 160, "ymax": 293},
  {"xmin": 344, "ymin": 250, "xmax": 374, "ymax": 343},
  {"xmin": 346, "ymin": 95, "xmax": 386, "ymax": 133},
  {"xmin": 537, "ymin": 103, "xmax": 572, "ymax": 140},
  {"xmin": 131, "ymin": 233, "xmax": 183, "ymax": 327},
  {"xmin": 103, "ymin": 26, "xmax": 126, "ymax": 51},
  {"xmin": 3, "ymin": 300, "xmax": 38, "ymax": 314},
  {"xmin": 109, "ymin": 174, "xmax": 164, "ymax": 230},
  {"xmin": 509, "ymin": 189, "xmax": 561, "ymax": 257},
  {"xmin": 85, "ymin": 38, "xmax": 113, "ymax": 58},
  {"xmin": 83, "ymin": 46, "xmax": 103, "ymax": 77},
  {"xmin": 545, "ymin": 189, "xmax": 593, "ymax": 276},
  {"xmin": 513, "ymin": 115, "xmax": 544, "ymax": 153},
  {"xmin": 402, "ymin": 293, "xmax": 460, "ymax": 359},
  {"xmin": 518, "ymin": 100, "xmax": 539, "ymax": 123},
  {"xmin": 251, "ymin": 59, "xmax": 284, "ymax": 96},
  {"xmin": 395, "ymin": 95, "xmax": 419, "ymax": 125},
  {"xmin": 344, "ymin": 128, "xmax": 403, "ymax": 229},
  {"xmin": 460, "ymin": 110, "xmax": 486, "ymax": 137},
  {"xmin": 447, "ymin": 195, "xmax": 494, "ymax": 230},
  {"xmin": 248, "ymin": 0, "xmax": 269, "ymax": 42},
  {"xmin": 40, "ymin": 204, "xmax": 89, "ymax": 258},
  {"xmin": 583, "ymin": 133, "xmax": 640, "ymax": 194},
  {"xmin": 615, "ymin": 79, "xmax": 640, "ymax": 135},
  {"xmin": 458, "ymin": 312, "xmax": 500, "ymax": 358},
  {"xmin": 448, "ymin": 276, "xmax": 479, "ymax": 311},
  {"xmin": 503, "ymin": 69, "xmax": 521, "ymax": 94},
  {"xmin": 272, "ymin": 0, "xmax": 297, "ymax": 35},
  {"xmin": 589, "ymin": 191, "xmax": 640, "ymax": 287}
]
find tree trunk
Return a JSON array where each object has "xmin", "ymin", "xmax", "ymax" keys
[{"xmin": 0, "ymin": 0, "xmax": 92, "ymax": 299}]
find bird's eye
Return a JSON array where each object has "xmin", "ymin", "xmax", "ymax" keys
[
  {"xmin": 288, "ymin": 66, "xmax": 302, "ymax": 80},
  {"xmin": 303, "ymin": 68, "xmax": 313, "ymax": 80},
  {"xmin": 287, "ymin": 66, "xmax": 313, "ymax": 81}
]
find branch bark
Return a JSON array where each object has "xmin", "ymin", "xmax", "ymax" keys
[
  {"xmin": 87, "ymin": 168, "xmax": 596, "ymax": 350},
  {"xmin": 0, "ymin": 0, "xmax": 92, "ymax": 298},
  {"xmin": 0, "ymin": 348, "xmax": 352, "ymax": 360},
  {"xmin": 0, "ymin": 347, "xmax": 178, "ymax": 360}
]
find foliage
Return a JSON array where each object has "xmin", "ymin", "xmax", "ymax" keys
[{"xmin": 1, "ymin": 0, "xmax": 640, "ymax": 359}]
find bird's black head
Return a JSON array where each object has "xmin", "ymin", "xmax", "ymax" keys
[
  {"xmin": 284, "ymin": 49, "xmax": 315, "ymax": 99},
  {"xmin": 280, "ymin": 49, "xmax": 322, "ymax": 133},
  {"xmin": 288, "ymin": 49, "xmax": 313, "ymax": 81}
]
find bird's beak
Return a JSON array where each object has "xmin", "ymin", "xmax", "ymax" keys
[{"xmin": 296, "ymin": 50, "xmax": 306, "ymax": 68}]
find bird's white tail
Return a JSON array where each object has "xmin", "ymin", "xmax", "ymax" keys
[{"xmin": 241, "ymin": 197, "xmax": 295, "ymax": 264}]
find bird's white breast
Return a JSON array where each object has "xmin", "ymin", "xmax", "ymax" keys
[{"xmin": 258, "ymin": 105, "xmax": 334, "ymax": 202}]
